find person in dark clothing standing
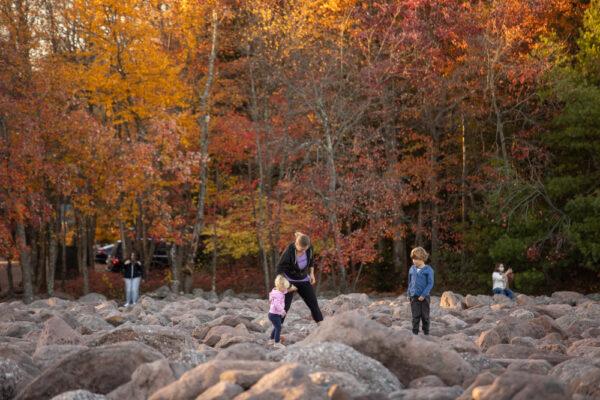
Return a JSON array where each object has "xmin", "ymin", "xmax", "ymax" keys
[
  {"xmin": 276, "ymin": 232, "xmax": 324, "ymax": 325},
  {"xmin": 122, "ymin": 252, "xmax": 144, "ymax": 307},
  {"xmin": 407, "ymin": 247, "xmax": 434, "ymax": 335}
]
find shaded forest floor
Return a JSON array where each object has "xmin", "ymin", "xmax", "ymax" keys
[{"xmin": 2, "ymin": 261, "xmax": 599, "ymax": 303}]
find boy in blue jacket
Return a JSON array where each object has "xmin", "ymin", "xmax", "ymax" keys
[{"xmin": 407, "ymin": 247, "xmax": 434, "ymax": 335}]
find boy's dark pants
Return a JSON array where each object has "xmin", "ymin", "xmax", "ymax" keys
[
  {"xmin": 283, "ymin": 280, "xmax": 324, "ymax": 323},
  {"xmin": 410, "ymin": 295, "xmax": 430, "ymax": 334}
]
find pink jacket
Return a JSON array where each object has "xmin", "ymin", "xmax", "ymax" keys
[{"xmin": 269, "ymin": 288, "xmax": 287, "ymax": 315}]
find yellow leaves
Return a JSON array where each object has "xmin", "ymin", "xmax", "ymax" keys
[
  {"xmin": 244, "ymin": 0, "xmax": 360, "ymax": 59},
  {"xmin": 61, "ymin": 0, "xmax": 187, "ymax": 129},
  {"xmin": 202, "ymin": 216, "xmax": 259, "ymax": 259}
]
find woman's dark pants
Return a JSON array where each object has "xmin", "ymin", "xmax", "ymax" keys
[
  {"xmin": 410, "ymin": 295, "xmax": 430, "ymax": 335},
  {"xmin": 283, "ymin": 280, "xmax": 324, "ymax": 323}
]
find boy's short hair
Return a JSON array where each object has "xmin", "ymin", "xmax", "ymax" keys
[
  {"xmin": 410, "ymin": 247, "xmax": 429, "ymax": 261},
  {"xmin": 275, "ymin": 274, "xmax": 291, "ymax": 290}
]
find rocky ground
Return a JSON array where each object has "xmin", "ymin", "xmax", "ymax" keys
[{"xmin": 1, "ymin": 288, "xmax": 599, "ymax": 400}]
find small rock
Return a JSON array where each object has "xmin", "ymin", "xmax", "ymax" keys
[
  {"xmin": 50, "ymin": 390, "xmax": 107, "ymax": 400},
  {"xmin": 470, "ymin": 371, "xmax": 569, "ymax": 400},
  {"xmin": 485, "ymin": 344, "xmax": 537, "ymax": 359},
  {"xmin": 465, "ymin": 294, "xmax": 492, "ymax": 309},
  {"xmin": 476, "ymin": 329, "xmax": 502, "ymax": 352},
  {"xmin": 439, "ymin": 292, "xmax": 464, "ymax": 310},
  {"xmin": 196, "ymin": 381, "xmax": 243, "ymax": 400},
  {"xmin": 408, "ymin": 375, "xmax": 445, "ymax": 389},
  {"xmin": 79, "ymin": 293, "xmax": 108, "ymax": 304},
  {"xmin": 214, "ymin": 343, "xmax": 267, "ymax": 361},
  {"xmin": 551, "ymin": 291, "xmax": 585, "ymax": 306},
  {"xmin": 309, "ymin": 371, "xmax": 369, "ymax": 396},
  {"xmin": 389, "ymin": 386, "xmax": 464, "ymax": 400},
  {"xmin": 506, "ymin": 359, "xmax": 553, "ymax": 375}
]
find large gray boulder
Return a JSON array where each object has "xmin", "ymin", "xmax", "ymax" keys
[
  {"xmin": 549, "ymin": 357, "xmax": 600, "ymax": 398},
  {"xmin": 300, "ymin": 311, "xmax": 476, "ymax": 386},
  {"xmin": 107, "ymin": 359, "xmax": 175, "ymax": 400},
  {"xmin": 233, "ymin": 363, "xmax": 328, "ymax": 400},
  {"xmin": 0, "ymin": 358, "xmax": 34, "ymax": 400},
  {"xmin": 279, "ymin": 341, "xmax": 402, "ymax": 394},
  {"xmin": 37, "ymin": 317, "xmax": 84, "ymax": 348},
  {"xmin": 15, "ymin": 342, "xmax": 164, "ymax": 400},
  {"xmin": 87, "ymin": 325, "xmax": 196, "ymax": 360},
  {"xmin": 32, "ymin": 345, "xmax": 88, "ymax": 370},
  {"xmin": 149, "ymin": 360, "xmax": 280, "ymax": 400}
]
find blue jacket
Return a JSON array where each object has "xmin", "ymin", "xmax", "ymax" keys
[{"xmin": 408, "ymin": 265, "xmax": 434, "ymax": 297}]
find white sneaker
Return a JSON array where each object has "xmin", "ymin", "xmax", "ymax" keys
[
  {"xmin": 123, "ymin": 303, "xmax": 130, "ymax": 307},
  {"xmin": 267, "ymin": 339, "xmax": 275, "ymax": 345},
  {"xmin": 273, "ymin": 342, "xmax": 286, "ymax": 350}
]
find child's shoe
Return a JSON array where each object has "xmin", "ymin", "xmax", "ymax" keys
[
  {"xmin": 267, "ymin": 339, "xmax": 274, "ymax": 345},
  {"xmin": 273, "ymin": 342, "xmax": 286, "ymax": 350}
]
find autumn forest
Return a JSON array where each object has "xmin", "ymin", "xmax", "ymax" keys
[{"xmin": 1, "ymin": 0, "xmax": 600, "ymax": 302}]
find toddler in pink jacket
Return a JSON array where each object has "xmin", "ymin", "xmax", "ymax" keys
[{"xmin": 268, "ymin": 275, "xmax": 296, "ymax": 348}]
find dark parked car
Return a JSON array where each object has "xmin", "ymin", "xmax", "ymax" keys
[
  {"xmin": 95, "ymin": 244, "xmax": 114, "ymax": 264},
  {"xmin": 107, "ymin": 240, "xmax": 171, "ymax": 272}
]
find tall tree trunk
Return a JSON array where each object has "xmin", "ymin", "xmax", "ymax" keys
[
  {"xmin": 37, "ymin": 226, "xmax": 47, "ymax": 293},
  {"xmin": 416, "ymin": 202, "xmax": 424, "ymax": 246},
  {"xmin": 77, "ymin": 213, "xmax": 89, "ymax": 295},
  {"xmin": 87, "ymin": 215, "xmax": 95, "ymax": 268},
  {"xmin": 430, "ymin": 129, "xmax": 440, "ymax": 268},
  {"xmin": 320, "ymin": 112, "xmax": 347, "ymax": 293},
  {"xmin": 487, "ymin": 48, "xmax": 509, "ymax": 173},
  {"xmin": 393, "ymin": 216, "xmax": 407, "ymax": 276},
  {"xmin": 31, "ymin": 228, "xmax": 40, "ymax": 290},
  {"xmin": 138, "ymin": 196, "xmax": 150, "ymax": 276},
  {"xmin": 460, "ymin": 113, "xmax": 467, "ymax": 272},
  {"xmin": 351, "ymin": 263, "xmax": 364, "ymax": 292},
  {"xmin": 248, "ymin": 63, "xmax": 272, "ymax": 292},
  {"xmin": 170, "ymin": 244, "xmax": 183, "ymax": 294},
  {"xmin": 119, "ymin": 220, "xmax": 129, "ymax": 262},
  {"xmin": 211, "ymin": 223, "xmax": 218, "ymax": 294},
  {"xmin": 7, "ymin": 257, "xmax": 14, "ymax": 295},
  {"xmin": 262, "ymin": 102, "xmax": 276, "ymax": 283},
  {"xmin": 46, "ymin": 217, "xmax": 58, "ymax": 297},
  {"xmin": 60, "ymin": 203, "xmax": 67, "ymax": 290},
  {"xmin": 185, "ymin": 9, "xmax": 218, "ymax": 277},
  {"xmin": 16, "ymin": 222, "xmax": 34, "ymax": 303}
]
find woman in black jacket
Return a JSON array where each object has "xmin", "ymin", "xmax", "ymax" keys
[
  {"xmin": 276, "ymin": 232, "xmax": 323, "ymax": 324},
  {"xmin": 122, "ymin": 252, "xmax": 144, "ymax": 306}
]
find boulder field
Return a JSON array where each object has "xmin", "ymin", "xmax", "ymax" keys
[{"xmin": 1, "ymin": 289, "xmax": 599, "ymax": 399}]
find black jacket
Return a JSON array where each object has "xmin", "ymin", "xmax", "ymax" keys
[
  {"xmin": 276, "ymin": 243, "xmax": 315, "ymax": 281},
  {"xmin": 122, "ymin": 260, "xmax": 144, "ymax": 279}
]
